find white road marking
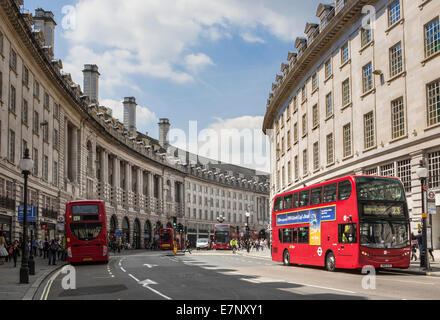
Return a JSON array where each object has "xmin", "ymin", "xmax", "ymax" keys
[
  {"xmin": 128, "ymin": 274, "xmax": 139, "ymax": 282},
  {"xmin": 120, "ymin": 267, "xmax": 126, "ymax": 272},
  {"xmin": 40, "ymin": 268, "xmax": 63, "ymax": 300},
  {"xmin": 143, "ymin": 264, "xmax": 158, "ymax": 268},
  {"xmin": 138, "ymin": 279, "xmax": 172, "ymax": 300}
]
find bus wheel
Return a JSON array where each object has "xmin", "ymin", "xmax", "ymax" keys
[
  {"xmin": 325, "ymin": 252, "xmax": 336, "ymax": 272},
  {"xmin": 283, "ymin": 250, "xmax": 291, "ymax": 266}
]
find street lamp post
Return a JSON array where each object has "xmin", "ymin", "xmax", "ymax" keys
[
  {"xmin": 416, "ymin": 167, "xmax": 430, "ymax": 271},
  {"xmin": 18, "ymin": 149, "xmax": 34, "ymax": 284},
  {"xmin": 245, "ymin": 212, "xmax": 250, "ymax": 253}
]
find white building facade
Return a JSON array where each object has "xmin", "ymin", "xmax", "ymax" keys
[{"xmin": 263, "ymin": 0, "xmax": 440, "ymax": 248}]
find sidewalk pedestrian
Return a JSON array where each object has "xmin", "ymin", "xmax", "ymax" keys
[
  {"xmin": 43, "ymin": 239, "xmax": 49, "ymax": 259},
  {"xmin": 10, "ymin": 240, "xmax": 20, "ymax": 267},
  {"xmin": 0, "ymin": 235, "xmax": 8, "ymax": 265},
  {"xmin": 48, "ymin": 240, "xmax": 58, "ymax": 266},
  {"xmin": 429, "ymin": 248, "xmax": 435, "ymax": 262},
  {"xmin": 39, "ymin": 240, "xmax": 43, "ymax": 257},
  {"xmin": 32, "ymin": 238, "xmax": 39, "ymax": 257},
  {"xmin": 411, "ymin": 233, "xmax": 418, "ymax": 261}
]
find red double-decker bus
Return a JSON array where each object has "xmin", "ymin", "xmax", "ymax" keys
[
  {"xmin": 214, "ymin": 224, "xmax": 237, "ymax": 250},
  {"xmin": 159, "ymin": 228, "xmax": 184, "ymax": 250},
  {"xmin": 65, "ymin": 200, "xmax": 109, "ymax": 264},
  {"xmin": 272, "ymin": 176, "xmax": 411, "ymax": 271}
]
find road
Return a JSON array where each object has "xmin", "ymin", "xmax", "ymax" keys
[{"xmin": 35, "ymin": 250, "xmax": 440, "ymax": 300}]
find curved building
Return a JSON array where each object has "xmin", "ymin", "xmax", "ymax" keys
[
  {"xmin": 0, "ymin": 1, "xmax": 270, "ymax": 247},
  {"xmin": 263, "ymin": 0, "xmax": 440, "ymax": 248}
]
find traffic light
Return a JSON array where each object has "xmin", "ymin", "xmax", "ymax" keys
[
  {"xmin": 177, "ymin": 223, "xmax": 184, "ymax": 233},
  {"xmin": 173, "ymin": 216, "xmax": 177, "ymax": 228}
]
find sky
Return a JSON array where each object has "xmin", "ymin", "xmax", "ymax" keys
[{"xmin": 24, "ymin": 0, "xmax": 324, "ymax": 172}]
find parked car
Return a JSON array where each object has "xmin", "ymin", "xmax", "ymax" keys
[{"xmin": 196, "ymin": 238, "xmax": 210, "ymax": 250}]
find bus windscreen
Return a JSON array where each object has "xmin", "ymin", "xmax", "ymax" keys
[{"xmin": 70, "ymin": 222, "xmax": 103, "ymax": 241}]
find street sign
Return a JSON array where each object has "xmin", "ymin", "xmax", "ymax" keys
[
  {"xmin": 18, "ymin": 205, "xmax": 37, "ymax": 223},
  {"xmin": 57, "ymin": 216, "xmax": 65, "ymax": 223},
  {"xmin": 427, "ymin": 189, "xmax": 436, "ymax": 215}
]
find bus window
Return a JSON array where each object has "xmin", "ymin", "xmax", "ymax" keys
[
  {"xmin": 278, "ymin": 229, "xmax": 283, "ymax": 242},
  {"xmin": 338, "ymin": 224, "xmax": 357, "ymax": 244},
  {"xmin": 292, "ymin": 228, "xmax": 298, "ymax": 243},
  {"xmin": 299, "ymin": 190, "xmax": 310, "ymax": 207},
  {"xmin": 310, "ymin": 187, "xmax": 323, "ymax": 206},
  {"xmin": 293, "ymin": 193, "xmax": 298, "ymax": 209},
  {"xmin": 274, "ymin": 197, "xmax": 284, "ymax": 212},
  {"xmin": 298, "ymin": 227, "xmax": 309, "ymax": 243},
  {"xmin": 338, "ymin": 180, "xmax": 352, "ymax": 201},
  {"xmin": 323, "ymin": 183, "xmax": 337, "ymax": 203},
  {"xmin": 284, "ymin": 194, "xmax": 293, "ymax": 210},
  {"xmin": 282, "ymin": 228, "xmax": 292, "ymax": 243}
]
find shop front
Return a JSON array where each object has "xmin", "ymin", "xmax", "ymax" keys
[
  {"xmin": 40, "ymin": 222, "xmax": 56, "ymax": 240},
  {"xmin": 0, "ymin": 214, "xmax": 12, "ymax": 242}
]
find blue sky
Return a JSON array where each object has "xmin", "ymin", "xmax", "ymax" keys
[{"xmin": 24, "ymin": 0, "xmax": 324, "ymax": 170}]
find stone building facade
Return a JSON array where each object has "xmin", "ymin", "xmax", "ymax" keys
[
  {"xmin": 262, "ymin": 0, "xmax": 440, "ymax": 248},
  {"xmin": 0, "ymin": 0, "xmax": 270, "ymax": 247}
]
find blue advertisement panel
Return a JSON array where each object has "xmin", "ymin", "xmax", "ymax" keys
[
  {"xmin": 18, "ymin": 205, "xmax": 37, "ymax": 223},
  {"xmin": 276, "ymin": 206, "xmax": 336, "ymax": 227}
]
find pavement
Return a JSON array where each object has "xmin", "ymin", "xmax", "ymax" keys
[
  {"xmin": 237, "ymin": 247, "xmax": 440, "ymax": 277},
  {"xmin": 0, "ymin": 253, "xmax": 67, "ymax": 300}
]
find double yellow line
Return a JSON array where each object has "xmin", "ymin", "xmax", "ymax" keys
[{"xmin": 40, "ymin": 268, "xmax": 63, "ymax": 300}]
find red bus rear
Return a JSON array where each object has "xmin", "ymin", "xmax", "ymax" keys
[
  {"xmin": 214, "ymin": 224, "xmax": 236, "ymax": 250},
  {"xmin": 272, "ymin": 176, "xmax": 411, "ymax": 271},
  {"xmin": 65, "ymin": 200, "xmax": 109, "ymax": 264},
  {"xmin": 159, "ymin": 228, "xmax": 185, "ymax": 250}
]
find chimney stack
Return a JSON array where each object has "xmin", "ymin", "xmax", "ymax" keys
[
  {"xmin": 82, "ymin": 64, "xmax": 100, "ymax": 104},
  {"xmin": 33, "ymin": 8, "xmax": 56, "ymax": 58},
  {"xmin": 158, "ymin": 118, "xmax": 170, "ymax": 149},
  {"xmin": 123, "ymin": 97, "xmax": 137, "ymax": 133}
]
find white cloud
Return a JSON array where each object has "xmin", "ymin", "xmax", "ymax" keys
[{"xmin": 60, "ymin": 0, "xmax": 310, "ymax": 93}]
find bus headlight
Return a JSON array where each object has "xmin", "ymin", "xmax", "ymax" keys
[
  {"xmin": 67, "ymin": 247, "xmax": 72, "ymax": 258},
  {"xmin": 103, "ymin": 245, "xmax": 108, "ymax": 257}
]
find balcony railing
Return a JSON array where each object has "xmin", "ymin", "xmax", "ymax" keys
[
  {"xmin": 42, "ymin": 208, "xmax": 58, "ymax": 220},
  {"xmin": 0, "ymin": 196, "xmax": 16, "ymax": 211}
]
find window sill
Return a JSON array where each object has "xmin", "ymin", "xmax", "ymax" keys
[
  {"xmin": 324, "ymin": 74, "xmax": 333, "ymax": 84},
  {"xmin": 424, "ymin": 122, "xmax": 440, "ymax": 132},
  {"xmin": 422, "ymin": 50, "xmax": 440, "ymax": 66},
  {"xmin": 385, "ymin": 18, "xmax": 404, "ymax": 35},
  {"xmin": 362, "ymin": 145, "xmax": 377, "ymax": 153},
  {"xmin": 326, "ymin": 162, "xmax": 335, "ymax": 168},
  {"xmin": 22, "ymin": 121, "xmax": 29, "ymax": 128},
  {"xmin": 419, "ymin": 0, "xmax": 432, "ymax": 10},
  {"xmin": 361, "ymin": 88, "xmax": 375, "ymax": 100},
  {"xmin": 9, "ymin": 66, "xmax": 17, "ymax": 76},
  {"xmin": 389, "ymin": 134, "xmax": 408, "ymax": 144},
  {"xmin": 387, "ymin": 71, "xmax": 406, "ymax": 85},
  {"xmin": 301, "ymin": 98, "xmax": 308, "ymax": 105},
  {"xmin": 341, "ymin": 102, "xmax": 352, "ymax": 111},
  {"xmin": 302, "ymin": 133, "xmax": 308, "ymax": 139},
  {"xmin": 311, "ymin": 87, "xmax": 319, "ymax": 95},
  {"xmin": 342, "ymin": 154, "xmax": 354, "ymax": 161},
  {"xmin": 294, "ymin": 140, "xmax": 298, "ymax": 146},
  {"xmin": 359, "ymin": 40, "xmax": 374, "ymax": 55},
  {"xmin": 312, "ymin": 124, "xmax": 319, "ymax": 131},
  {"xmin": 340, "ymin": 59, "xmax": 351, "ymax": 70},
  {"xmin": 325, "ymin": 114, "xmax": 334, "ymax": 122}
]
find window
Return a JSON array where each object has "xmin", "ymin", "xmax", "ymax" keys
[
  {"xmin": 312, "ymin": 73, "xmax": 318, "ymax": 91},
  {"xmin": 391, "ymin": 97, "xmax": 405, "ymax": 139},
  {"xmin": 22, "ymin": 140, "xmax": 27, "ymax": 158},
  {"xmin": 299, "ymin": 190, "xmax": 310, "ymax": 208},
  {"xmin": 44, "ymin": 92, "xmax": 50, "ymax": 110},
  {"xmin": 302, "ymin": 114, "xmax": 307, "ymax": 136},
  {"xmin": 43, "ymin": 155, "xmax": 49, "ymax": 181},
  {"xmin": 0, "ymin": 71, "xmax": 2, "ymax": 101},
  {"xmin": 43, "ymin": 123, "xmax": 49, "ymax": 142},
  {"xmin": 388, "ymin": 0, "xmax": 401, "ymax": 26},
  {"xmin": 397, "ymin": 159, "xmax": 411, "ymax": 192},
  {"xmin": 287, "ymin": 131, "xmax": 291, "ymax": 149},
  {"xmin": 34, "ymin": 80, "xmax": 40, "ymax": 99},
  {"xmin": 292, "ymin": 193, "xmax": 298, "ymax": 209},
  {"xmin": 294, "ymin": 156, "xmax": 299, "ymax": 181},
  {"xmin": 341, "ymin": 42, "xmax": 349, "ymax": 64},
  {"xmin": 326, "ymin": 92, "xmax": 333, "ymax": 117},
  {"xmin": 364, "ymin": 112, "xmax": 375, "ymax": 149},
  {"xmin": 293, "ymin": 123, "xmax": 298, "ymax": 142},
  {"xmin": 312, "ymin": 104, "xmax": 319, "ymax": 127},
  {"xmin": 53, "ymin": 129, "xmax": 58, "ymax": 150},
  {"xmin": 365, "ymin": 168, "xmax": 378, "ymax": 176},
  {"xmin": 287, "ymin": 161, "xmax": 292, "ymax": 184},
  {"xmin": 302, "ymin": 85, "xmax": 307, "ymax": 103},
  {"xmin": 298, "ymin": 227, "xmax": 309, "ymax": 243},
  {"xmin": 427, "ymin": 78, "xmax": 440, "ymax": 126},
  {"xmin": 274, "ymin": 197, "xmax": 284, "ymax": 212},
  {"xmin": 33, "ymin": 111, "xmax": 39, "ymax": 134},
  {"xmin": 338, "ymin": 180, "xmax": 352, "ymax": 201},
  {"xmin": 380, "ymin": 163, "xmax": 395, "ymax": 177},
  {"xmin": 339, "ymin": 224, "xmax": 357, "ymax": 244},
  {"xmin": 343, "ymin": 123, "xmax": 352, "ymax": 157},
  {"xmin": 390, "ymin": 42, "xmax": 403, "ymax": 77},
  {"xmin": 10, "ymin": 49, "xmax": 17, "ymax": 71},
  {"xmin": 323, "ymin": 183, "xmax": 337, "ymax": 203},
  {"xmin": 361, "ymin": 23, "xmax": 372, "ymax": 47},
  {"xmin": 310, "ymin": 187, "xmax": 322, "ymax": 206},
  {"xmin": 282, "ymin": 228, "xmax": 292, "ymax": 243},
  {"xmin": 303, "ymin": 149, "xmax": 308, "ymax": 175},
  {"xmin": 54, "ymin": 103, "xmax": 59, "ymax": 119},
  {"xmin": 284, "ymin": 194, "xmax": 293, "ymax": 210},
  {"xmin": 313, "ymin": 142, "xmax": 319, "ymax": 171},
  {"xmin": 425, "ymin": 18, "xmax": 439, "ymax": 58},
  {"xmin": 33, "ymin": 148, "xmax": 38, "ymax": 176},
  {"xmin": 9, "ymin": 130, "xmax": 15, "ymax": 163},
  {"xmin": 22, "ymin": 99, "xmax": 28, "ymax": 125},
  {"xmin": 326, "ymin": 133, "xmax": 334, "ymax": 164},
  {"xmin": 362, "ymin": 62, "xmax": 373, "ymax": 93},
  {"xmin": 0, "ymin": 31, "xmax": 3, "ymax": 55},
  {"xmin": 325, "ymin": 59, "xmax": 332, "ymax": 79},
  {"xmin": 342, "ymin": 78, "xmax": 351, "ymax": 106},
  {"xmin": 9, "ymin": 85, "xmax": 16, "ymax": 113},
  {"xmin": 428, "ymin": 151, "xmax": 440, "ymax": 188},
  {"xmin": 23, "ymin": 66, "xmax": 29, "ymax": 87}
]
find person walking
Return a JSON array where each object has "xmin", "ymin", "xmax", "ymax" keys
[
  {"xmin": 185, "ymin": 239, "xmax": 192, "ymax": 254},
  {"xmin": 48, "ymin": 240, "xmax": 58, "ymax": 266},
  {"xmin": 0, "ymin": 235, "xmax": 8, "ymax": 265},
  {"xmin": 39, "ymin": 240, "xmax": 44, "ymax": 257},
  {"xmin": 43, "ymin": 239, "xmax": 49, "ymax": 259},
  {"xmin": 411, "ymin": 232, "xmax": 418, "ymax": 261},
  {"xmin": 10, "ymin": 240, "xmax": 20, "ymax": 267}
]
